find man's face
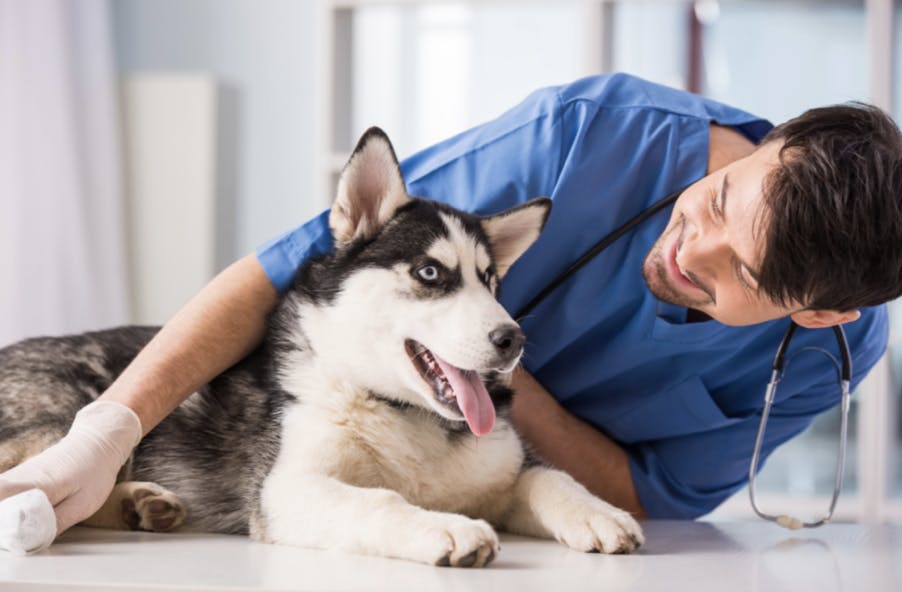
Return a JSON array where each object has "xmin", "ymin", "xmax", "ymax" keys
[{"xmin": 642, "ymin": 140, "xmax": 793, "ymax": 326}]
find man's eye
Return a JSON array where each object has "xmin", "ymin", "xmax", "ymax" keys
[
  {"xmin": 736, "ymin": 262, "xmax": 757, "ymax": 291},
  {"xmin": 710, "ymin": 192, "xmax": 723, "ymax": 220},
  {"xmin": 417, "ymin": 265, "xmax": 439, "ymax": 282}
]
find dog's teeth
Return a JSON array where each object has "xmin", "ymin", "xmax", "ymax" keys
[{"xmin": 412, "ymin": 344, "xmax": 456, "ymax": 404}]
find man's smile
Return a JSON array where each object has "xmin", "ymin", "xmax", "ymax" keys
[{"xmin": 666, "ymin": 215, "xmax": 714, "ymax": 303}]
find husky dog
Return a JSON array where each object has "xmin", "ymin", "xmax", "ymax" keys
[{"xmin": 0, "ymin": 128, "xmax": 642, "ymax": 566}]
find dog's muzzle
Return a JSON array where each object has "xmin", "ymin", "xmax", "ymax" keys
[{"xmin": 403, "ymin": 339, "xmax": 497, "ymax": 436}]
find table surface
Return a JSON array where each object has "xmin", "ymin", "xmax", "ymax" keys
[{"xmin": 0, "ymin": 520, "xmax": 900, "ymax": 591}]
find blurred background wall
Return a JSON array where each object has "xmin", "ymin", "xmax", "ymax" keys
[
  {"xmin": 2, "ymin": 0, "xmax": 901, "ymax": 523},
  {"xmin": 109, "ymin": 0, "xmax": 881, "ymax": 279},
  {"xmin": 114, "ymin": 0, "xmax": 322, "ymax": 272}
]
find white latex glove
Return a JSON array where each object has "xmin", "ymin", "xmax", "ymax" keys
[{"xmin": 0, "ymin": 400, "xmax": 142, "ymax": 554}]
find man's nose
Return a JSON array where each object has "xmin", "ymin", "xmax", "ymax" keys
[{"xmin": 680, "ymin": 218, "xmax": 729, "ymax": 272}]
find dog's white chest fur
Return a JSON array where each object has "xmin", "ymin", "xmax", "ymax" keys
[
  {"xmin": 248, "ymin": 128, "xmax": 642, "ymax": 565},
  {"xmin": 257, "ymin": 388, "xmax": 643, "ymax": 566},
  {"xmin": 267, "ymin": 395, "xmax": 524, "ymax": 519}
]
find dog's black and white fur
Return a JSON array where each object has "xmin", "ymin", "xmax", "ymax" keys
[{"xmin": 0, "ymin": 129, "xmax": 642, "ymax": 566}]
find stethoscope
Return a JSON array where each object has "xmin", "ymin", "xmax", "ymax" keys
[{"xmin": 513, "ymin": 186, "xmax": 852, "ymax": 529}]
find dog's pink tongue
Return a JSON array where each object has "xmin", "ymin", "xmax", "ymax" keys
[{"xmin": 432, "ymin": 354, "xmax": 495, "ymax": 436}]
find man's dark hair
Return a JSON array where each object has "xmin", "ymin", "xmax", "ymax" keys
[{"xmin": 757, "ymin": 102, "xmax": 902, "ymax": 311}]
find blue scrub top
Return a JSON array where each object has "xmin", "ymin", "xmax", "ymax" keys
[{"xmin": 256, "ymin": 73, "xmax": 888, "ymax": 519}]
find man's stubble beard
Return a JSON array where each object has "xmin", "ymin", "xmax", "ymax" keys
[{"xmin": 641, "ymin": 234, "xmax": 709, "ymax": 310}]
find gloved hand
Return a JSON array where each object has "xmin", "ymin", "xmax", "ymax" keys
[{"xmin": 0, "ymin": 400, "xmax": 142, "ymax": 554}]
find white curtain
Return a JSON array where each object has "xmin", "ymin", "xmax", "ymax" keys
[{"xmin": 0, "ymin": 0, "xmax": 129, "ymax": 346}]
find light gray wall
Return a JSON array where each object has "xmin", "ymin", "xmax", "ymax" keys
[
  {"xmin": 113, "ymin": 0, "xmax": 321, "ymax": 269},
  {"xmin": 350, "ymin": 2, "xmax": 587, "ymax": 162},
  {"xmin": 611, "ymin": 1, "xmax": 870, "ymax": 126},
  {"xmin": 111, "ymin": 0, "xmax": 882, "ymax": 270},
  {"xmin": 703, "ymin": 1, "xmax": 869, "ymax": 125},
  {"xmin": 612, "ymin": 1, "xmax": 688, "ymax": 92}
]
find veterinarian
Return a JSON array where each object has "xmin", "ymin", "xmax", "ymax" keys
[{"xmin": 2, "ymin": 73, "xmax": 899, "ymax": 541}]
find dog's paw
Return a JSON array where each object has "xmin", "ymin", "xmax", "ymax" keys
[
  {"xmin": 120, "ymin": 483, "xmax": 186, "ymax": 532},
  {"xmin": 550, "ymin": 496, "xmax": 643, "ymax": 554},
  {"xmin": 421, "ymin": 514, "xmax": 500, "ymax": 568}
]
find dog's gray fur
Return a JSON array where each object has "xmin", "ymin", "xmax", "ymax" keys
[{"xmin": 0, "ymin": 128, "xmax": 643, "ymax": 566}]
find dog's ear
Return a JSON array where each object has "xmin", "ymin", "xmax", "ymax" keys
[
  {"xmin": 481, "ymin": 198, "xmax": 552, "ymax": 278},
  {"xmin": 330, "ymin": 127, "xmax": 410, "ymax": 245}
]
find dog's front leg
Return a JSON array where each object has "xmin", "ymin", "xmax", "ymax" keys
[
  {"xmin": 83, "ymin": 481, "xmax": 186, "ymax": 532},
  {"xmin": 501, "ymin": 466, "xmax": 644, "ymax": 554},
  {"xmin": 256, "ymin": 472, "xmax": 499, "ymax": 567}
]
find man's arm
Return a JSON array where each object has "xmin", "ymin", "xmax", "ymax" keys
[
  {"xmin": 100, "ymin": 253, "xmax": 279, "ymax": 433},
  {"xmin": 0, "ymin": 253, "xmax": 279, "ymax": 547},
  {"xmin": 510, "ymin": 367, "xmax": 648, "ymax": 519}
]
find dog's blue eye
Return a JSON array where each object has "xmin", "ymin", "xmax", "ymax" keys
[
  {"xmin": 417, "ymin": 265, "xmax": 439, "ymax": 282},
  {"xmin": 482, "ymin": 270, "xmax": 492, "ymax": 285}
]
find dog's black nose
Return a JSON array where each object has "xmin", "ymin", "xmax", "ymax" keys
[{"xmin": 489, "ymin": 325, "xmax": 525, "ymax": 358}]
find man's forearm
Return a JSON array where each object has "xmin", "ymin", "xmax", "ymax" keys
[
  {"xmin": 510, "ymin": 367, "xmax": 648, "ymax": 519},
  {"xmin": 99, "ymin": 253, "xmax": 279, "ymax": 435}
]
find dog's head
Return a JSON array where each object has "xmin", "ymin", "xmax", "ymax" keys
[{"xmin": 294, "ymin": 127, "xmax": 549, "ymax": 436}]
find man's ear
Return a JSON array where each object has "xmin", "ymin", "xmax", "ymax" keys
[
  {"xmin": 329, "ymin": 127, "xmax": 410, "ymax": 245},
  {"xmin": 480, "ymin": 198, "xmax": 552, "ymax": 278},
  {"xmin": 791, "ymin": 308, "xmax": 861, "ymax": 329}
]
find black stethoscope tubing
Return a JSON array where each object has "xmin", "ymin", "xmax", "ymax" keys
[
  {"xmin": 510, "ymin": 183, "xmax": 854, "ymax": 528},
  {"xmin": 773, "ymin": 321, "xmax": 851, "ymax": 382},
  {"xmin": 512, "ymin": 184, "xmax": 852, "ymax": 382},
  {"xmin": 514, "ymin": 186, "xmax": 683, "ymax": 323}
]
